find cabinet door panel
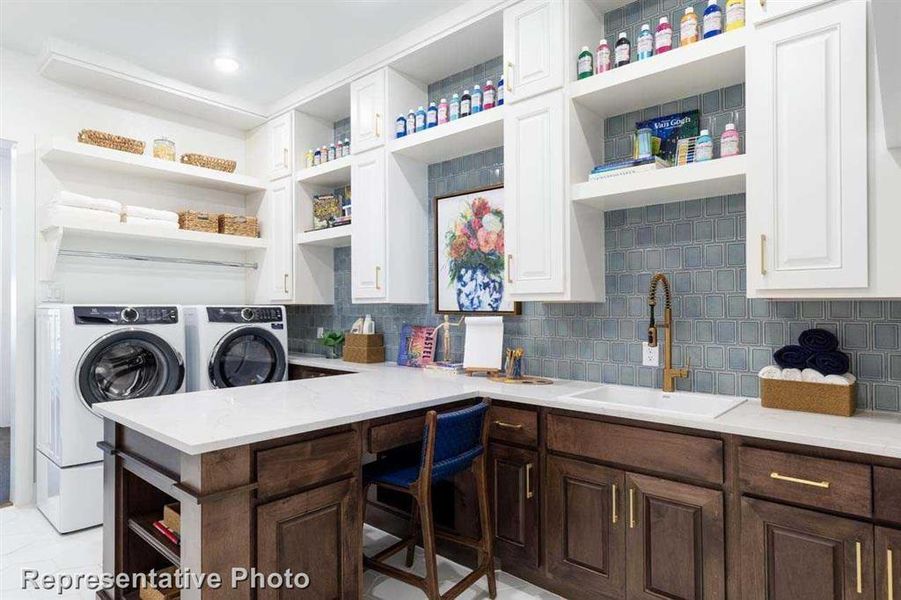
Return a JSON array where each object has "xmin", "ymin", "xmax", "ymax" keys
[
  {"xmin": 351, "ymin": 71, "xmax": 385, "ymax": 153},
  {"xmin": 626, "ymin": 473, "xmax": 724, "ymax": 600},
  {"xmin": 502, "ymin": 0, "xmax": 563, "ymax": 103},
  {"xmin": 269, "ymin": 112, "xmax": 292, "ymax": 180},
  {"xmin": 255, "ymin": 177, "xmax": 293, "ymax": 302},
  {"xmin": 504, "ymin": 91, "xmax": 564, "ymax": 296},
  {"xmin": 741, "ymin": 497, "xmax": 874, "ymax": 600},
  {"xmin": 351, "ymin": 149, "xmax": 386, "ymax": 300},
  {"xmin": 876, "ymin": 527, "xmax": 901, "ymax": 600},
  {"xmin": 256, "ymin": 478, "xmax": 360, "ymax": 600},
  {"xmin": 490, "ymin": 443, "xmax": 539, "ymax": 568},
  {"xmin": 747, "ymin": 0, "xmax": 866, "ymax": 292},
  {"xmin": 546, "ymin": 456, "xmax": 625, "ymax": 598}
]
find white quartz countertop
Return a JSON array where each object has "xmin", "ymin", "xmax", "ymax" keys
[{"xmin": 93, "ymin": 353, "xmax": 901, "ymax": 459}]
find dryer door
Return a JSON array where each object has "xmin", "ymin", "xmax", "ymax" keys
[
  {"xmin": 77, "ymin": 330, "xmax": 185, "ymax": 410},
  {"xmin": 208, "ymin": 326, "xmax": 287, "ymax": 388}
]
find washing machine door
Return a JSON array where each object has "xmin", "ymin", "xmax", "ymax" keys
[
  {"xmin": 208, "ymin": 326, "xmax": 287, "ymax": 388},
  {"xmin": 77, "ymin": 330, "xmax": 185, "ymax": 410}
]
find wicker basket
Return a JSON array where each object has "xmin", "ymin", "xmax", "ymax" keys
[
  {"xmin": 760, "ymin": 379, "xmax": 856, "ymax": 417},
  {"xmin": 343, "ymin": 345, "xmax": 385, "ymax": 364},
  {"xmin": 218, "ymin": 214, "xmax": 259, "ymax": 237},
  {"xmin": 78, "ymin": 129, "xmax": 145, "ymax": 155},
  {"xmin": 178, "ymin": 210, "xmax": 219, "ymax": 234},
  {"xmin": 139, "ymin": 566, "xmax": 179, "ymax": 600},
  {"xmin": 180, "ymin": 153, "xmax": 237, "ymax": 173},
  {"xmin": 163, "ymin": 502, "xmax": 180, "ymax": 535}
]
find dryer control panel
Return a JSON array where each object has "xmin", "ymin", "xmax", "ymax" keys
[
  {"xmin": 74, "ymin": 306, "xmax": 179, "ymax": 325},
  {"xmin": 207, "ymin": 306, "xmax": 284, "ymax": 323}
]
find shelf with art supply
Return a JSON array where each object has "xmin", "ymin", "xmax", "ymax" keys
[{"xmin": 387, "ymin": 105, "xmax": 504, "ymax": 164}]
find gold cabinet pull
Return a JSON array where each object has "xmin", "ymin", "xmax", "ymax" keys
[
  {"xmin": 505, "ymin": 61, "xmax": 515, "ymax": 92},
  {"xmin": 283, "ymin": 273, "xmax": 289, "ymax": 294},
  {"xmin": 611, "ymin": 484, "xmax": 618, "ymax": 525},
  {"xmin": 760, "ymin": 234, "xmax": 767, "ymax": 275},
  {"xmin": 375, "ymin": 266, "xmax": 381, "ymax": 290},
  {"xmin": 283, "ymin": 147, "xmax": 288, "ymax": 166},
  {"xmin": 629, "ymin": 488, "xmax": 636, "ymax": 529},
  {"xmin": 856, "ymin": 541, "xmax": 863, "ymax": 594},
  {"xmin": 525, "ymin": 463, "xmax": 534, "ymax": 499},
  {"xmin": 770, "ymin": 472, "xmax": 830, "ymax": 489},
  {"xmin": 493, "ymin": 420, "xmax": 523, "ymax": 430},
  {"xmin": 375, "ymin": 113, "xmax": 381, "ymax": 138},
  {"xmin": 888, "ymin": 548, "xmax": 894, "ymax": 600},
  {"xmin": 506, "ymin": 254, "xmax": 513, "ymax": 283}
]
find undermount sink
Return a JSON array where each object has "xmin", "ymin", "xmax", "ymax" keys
[{"xmin": 561, "ymin": 385, "xmax": 746, "ymax": 419}]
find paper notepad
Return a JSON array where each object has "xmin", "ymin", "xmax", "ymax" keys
[{"xmin": 462, "ymin": 316, "xmax": 504, "ymax": 371}]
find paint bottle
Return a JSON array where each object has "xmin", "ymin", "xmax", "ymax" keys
[
  {"xmin": 720, "ymin": 123, "xmax": 740, "ymax": 157},
  {"xmin": 695, "ymin": 129, "xmax": 713, "ymax": 161},
  {"xmin": 483, "ymin": 80, "xmax": 496, "ymax": 110},
  {"xmin": 343, "ymin": 138, "xmax": 350, "ymax": 156},
  {"xmin": 415, "ymin": 106, "xmax": 427, "ymax": 132},
  {"xmin": 637, "ymin": 24, "xmax": 654, "ymax": 60},
  {"xmin": 313, "ymin": 147, "xmax": 321, "ymax": 166},
  {"xmin": 614, "ymin": 32, "xmax": 631, "ymax": 68},
  {"xmin": 438, "ymin": 98, "xmax": 449, "ymax": 124},
  {"xmin": 681, "ymin": 7, "xmax": 699, "ymax": 46},
  {"xmin": 460, "ymin": 90, "xmax": 472, "ymax": 117},
  {"xmin": 305, "ymin": 149, "xmax": 314, "ymax": 168},
  {"xmin": 406, "ymin": 109, "xmax": 416, "ymax": 135},
  {"xmin": 725, "ymin": 0, "xmax": 745, "ymax": 30},
  {"xmin": 472, "ymin": 85, "xmax": 483, "ymax": 113},
  {"xmin": 596, "ymin": 39, "xmax": 611, "ymax": 73},
  {"xmin": 497, "ymin": 78, "xmax": 504, "ymax": 106},
  {"xmin": 655, "ymin": 17, "xmax": 673, "ymax": 54},
  {"xmin": 427, "ymin": 102, "xmax": 439, "ymax": 128},
  {"xmin": 336, "ymin": 140, "xmax": 344, "ymax": 157},
  {"xmin": 320, "ymin": 146, "xmax": 329, "ymax": 163},
  {"xmin": 328, "ymin": 143, "xmax": 336, "ymax": 161},
  {"xmin": 395, "ymin": 114, "xmax": 406, "ymax": 138},
  {"xmin": 577, "ymin": 45, "xmax": 594, "ymax": 79},
  {"xmin": 450, "ymin": 93, "xmax": 461, "ymax": 120},
  {"xmin": 703, "ymin": 0, "xmax": 723, "ymax": 38}
]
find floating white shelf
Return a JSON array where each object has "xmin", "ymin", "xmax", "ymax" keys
[
  {"xmin": 41, "ymin": 138, "xmax": 267, "ymax": 194},
  {"xmin": 388, "ymin": 107, "xmax": 504, "ymax": 164},
  {"xmin": 570, "ymin": 29, "xmax": 748, "ymax": 119},
  {"xmin": 572, "ymin": 155, "xmax": 747, "ymax": 210},
  {"xmin": 295, "ymin": 155, "xmax": 352, "ymax": 187},
  {"xmin": 295, "ymin": 226, "xmax": 352, "ymax": 248}
]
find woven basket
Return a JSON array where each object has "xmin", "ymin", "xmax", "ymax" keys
[
  {"xmin": 178, "ymin": 210, "xmax": 219, "ymax": 234},
  {"xmin": 180, "ymin": 153, "xmax": 237, "ymax": 173},
  {"xmin": 343, "ymin": 345, "xmax": 385, "ymax": 364},
  {"xmin": 760, "ymin": 379, "xmax": 856, "ymax": 417},
  {"xmin": 78, "ymin": 129, "xmax": 145, "ymax": 155},
  {"xmin": 219, "ymin": 214, "xmax": 259, "ymax": 237}
]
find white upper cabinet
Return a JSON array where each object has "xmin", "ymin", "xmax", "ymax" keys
[
  {"xmin": 747, "ymin": 0, "xmax": 834, "ymax": 25},
  {"xmin": 351, "ymin": 149, "xmax": 387, "ymax": 301},
  {"xmin": 503, "ymin": 0, "xmax": 564, "ymax": 104},
  {"xmin": 252, "ymin": 176, "xmax": 294, "ymax": 302},
  {"xmin": 351, "ymin": 70, "xmax": 386, "ymax": 153},
  {"xmin": 268, "ymin": 112, "xmax": 293, "ymax": 180},
  {"xmin": 746, "ymin": 0, "xmax": 867, "ymax": 295}
]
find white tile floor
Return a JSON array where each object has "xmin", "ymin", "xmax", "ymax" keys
[{"xmin": 1, "ymin": 506, "xmax": 559, "ymax": 599}]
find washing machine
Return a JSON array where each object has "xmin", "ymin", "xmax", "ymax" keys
[
  {"xmin": 35, "ymin": 304, "xmax": 185, "ymax": 532},
  {"xmin": 183, "ymin": 306, "xmax": 288, "ymax": 391}
]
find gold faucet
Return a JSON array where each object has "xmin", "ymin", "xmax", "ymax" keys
[{"xmin": 648, "ymin": 273, "xmax": 690, "ymax": 393}]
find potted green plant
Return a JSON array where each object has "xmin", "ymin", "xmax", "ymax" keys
[{"xmin": 320, "ymin": 330, "xmax": 345, "ymax": 359}]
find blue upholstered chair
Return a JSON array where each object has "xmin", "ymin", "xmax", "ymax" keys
[{"xmin": 362, "ymin": 401, "xmax": 497, "ymax": 600}]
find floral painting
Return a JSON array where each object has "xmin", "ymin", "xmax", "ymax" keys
[{"xmin": 435, "ymin": 186, "xmax": 519, "ymax": 314}]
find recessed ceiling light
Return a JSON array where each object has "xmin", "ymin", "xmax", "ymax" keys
[{"xmin": 213, "ymin": 57, "xmax": 240, "ymax": 74}]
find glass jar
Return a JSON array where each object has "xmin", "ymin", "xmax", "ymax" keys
[{"xmin": 153, "ymin": 137, "xmax": 176, "ymax": 161}]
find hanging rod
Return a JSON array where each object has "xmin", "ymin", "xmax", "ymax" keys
[{"xmin": 58, "ymin": 250, "xmax": 258, "ymax": 270}]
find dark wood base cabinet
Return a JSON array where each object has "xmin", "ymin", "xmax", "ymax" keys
[{"xmin": 489, "ymin": 443, "xmax": 540, "ymax": 568}]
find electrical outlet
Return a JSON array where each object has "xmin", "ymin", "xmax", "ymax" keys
[
  {"xmin": 642, "ymin": 342, "xmax": 659, "ymax": 367},
  {"xmin": 40, "ymin": 282, "xmax": 64, "ymax": 302},
  {"xmin": 316, "ymin": 327, "xmax": 324, "ymax": 339}
]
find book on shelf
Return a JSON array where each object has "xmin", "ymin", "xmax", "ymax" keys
[
  {"xmin": 588, "ymin": 157, "xmax": 670, "ymax": 181},
  {"xmin": 152, "ymin": 520, "xmax": 181, "ymax": 545}
]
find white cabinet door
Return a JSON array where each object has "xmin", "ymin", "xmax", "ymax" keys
[
  {"xmin": 255, "ymin": 176, "xmax": 294, "ymax": 301},
  {"xmin": 351, "ymin": 149, "xmax": 387, "ymax": 300},
  {"xmin": 502, "ymin": 0, "xmax": 563, "ymax": 104},
  {"xmin": 504, "ymin": 91, "xmax": 565, "ymax": 296},
  {"xmin": 747, "ymin": 0, "xmax": 867, "ymax": 292},
  {"xmin": 747, "ymin": 0, "xmax": 834, "ymax": 25},
  {"xmin": 268, "ymin": 112, "xmax": 293, "ymax": 180},
  {"xmin": 351, "ymin": 70, "xmax": 386, "ymax": 154}
]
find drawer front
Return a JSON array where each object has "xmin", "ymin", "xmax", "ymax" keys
[
  {"xmin": 739, "ymin": 447, "xmax": 872, "ymax": 518},
  {"xmin": 546, "ymin": 414, "xmax": 723, "ymax": 484},
  {"xmin": 489, "ymin": 405, "xmax": 538, "ymax": 447},
  {"xmin": 257, "ymin": 431, "xmax": 359, "ymax": 499},
  {"xmin": 367, "ymin": 416, "xmax": 425, "ymax": 454},
  {"xmin": 875, "ymin": 466, "xmax": 901, "ymax": 525}
]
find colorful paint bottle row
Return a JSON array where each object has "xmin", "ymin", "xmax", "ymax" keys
[
  {"xmin": 576, "ymin": 0, "xmax": 744, "ymax": 79},
  {"xmin": 395, "ymin": 78, "xmax": 503, "ymax": 139},
  {"xmin": 304, "ymin": 138, "xmax": 351, "ymax": 168}
]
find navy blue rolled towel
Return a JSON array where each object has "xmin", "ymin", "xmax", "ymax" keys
[
  {"xmin": 773, "ymin": 345, "xmax": 812, "ymax": 370},
  {"xmin": 799, "ymin": 328, "xmax": 839, "ymax": 353},
  {"xmin": 807, "ymin": 351, "xmax": 850, "ymax": 376}
]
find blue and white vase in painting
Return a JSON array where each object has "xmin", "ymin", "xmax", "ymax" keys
[{"xmin": 455, "ymin": 264, "xmax": 503, "ymax": 311}]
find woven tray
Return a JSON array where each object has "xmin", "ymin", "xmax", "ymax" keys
[
  {"xmin": 180, "ymin": 153, "xmax": 236, "ymax": 173},
  {"xmin": 218, "ymin": 214, "xmax": 259, "ymax": 237},
  {"xmin": 178, "ymin": 210, "xmax": 219, "ymax": 234},
  {"xmin": 78, "ymin": 129, "xmax": 145, "ymax": 155},
  {"xmin": 760, "ymin": 379, "xmax": 856, "ymax": 417}
]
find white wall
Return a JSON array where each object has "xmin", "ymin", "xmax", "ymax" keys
[{"xmin": 0, "ymin": 140, "xmax": 14, "ymax": 429}]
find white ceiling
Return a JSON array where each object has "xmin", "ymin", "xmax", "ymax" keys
[{"xmin": 0, "ymin": 0, "xmax": 452, "ymax": 106}]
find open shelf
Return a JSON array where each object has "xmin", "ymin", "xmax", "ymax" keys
[
  {"xmin": 388, "ymin": 107, "xmax": 505, "ymax": 164},
  {"xmin": 570, "ymin": 29, "xmax": 748, "ymax": 119},
  {"xmin": 42, "ymin": 137, "xmax": 266, "ymax": 194},
  {"xmin": 127, "ymin": 514, "xmax": 181, "ymax": 567},
  {"xmin": 572, "ymin": 155, "xmax": 747, "ymax": 210},
  {"xmin": 296, "ymin": 226, "xmax": 352, "ymax": 248},
  {"xmin": 296, "ymin": 155, "xmax": 352, "ymax": 187}
]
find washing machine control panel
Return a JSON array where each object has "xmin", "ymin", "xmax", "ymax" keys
[
  {"xmin": 207, "ymin": 306, "xmax": 283, "ymax": 323},
  {"xmin": 74, "ymin": 306, "xmax": 179, "ymax": 325}
]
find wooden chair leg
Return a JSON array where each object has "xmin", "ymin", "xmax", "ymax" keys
[
  {"xmin": 474, "ymin": 457, "xmax": 497, "ymax": 599},
  {"xmin": 405, "ymin": 499, "xmax": 420, "ymax": 567},
  {"xmin": 417, "ymin": 491, "xmax": 441, "ymax": 600}
]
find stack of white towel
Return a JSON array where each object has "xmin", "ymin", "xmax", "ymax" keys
[
  {"xmin": 121, "ymin": 205, "xmax": 179, "ymax": 230},
  {"xmin": 49, "ymin": 191, "xmax": 122, "ymax": 224},
  {"xmin": 758, "ymin": 366, "xmax": 856, "ymax": 386}
]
